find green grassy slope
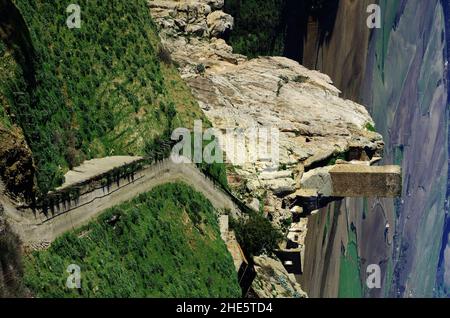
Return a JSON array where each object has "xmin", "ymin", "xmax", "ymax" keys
[
  {"xmin": 0, "ymin": 0, "xmax": 206, "ymax": 194},
  {"xmin": 0, "ymin": 41, "xmax": 17, "ymax": 130},
  {"xmin": 24, "ymin": 183, "xmax": 241, "ymax": 298}
]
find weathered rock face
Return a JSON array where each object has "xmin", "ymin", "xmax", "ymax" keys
[
  {"xmin": 150, "ymin": 0, "xmax": 383, "ymax": 226},
  {"xmin": 149, "ymin": 0, "xmax": 244, "ymax": 78},
  {"xmin": 251, "ymin": 255, "xmax": 307, "ymax": 298},
  {"xmin": 0, "ymin": 125, "xmax": 35, "ymax": 201},
  {"xmin": 149, "ymin": 0, "xmax": 388, "ymax": 298},
  {"xmin": 207, "ymin": 10, "xmax": 233, "ymax": 38},
  {"xmin": 149, "ymin": 0, "xmax": 233, "ymax": 39}
]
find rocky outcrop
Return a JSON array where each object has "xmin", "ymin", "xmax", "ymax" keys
[
  {"xmin": 0, "ymin": 125, "xmax": 35, "ymax": 201},
  {"xmin": 149, "ymin": 0, "xmax": 391, "ymax": 299},
  {"xmin": 207, "ymin": 10, "xmax": 233, "ymax": 38},
  {"xmin": 149, "ymin": 0, "xmax": 233, "ymax": 39},
  {"xmin": 149, "ymin": 0, "xmax": 384, "ymax": 225},
  {"xmin": 251, "ymin": 255, "xmax": 307, "ymax": 298},
  {"xmin": 149, "ymin": 0, "xmax": 245, "ymax": 77}
]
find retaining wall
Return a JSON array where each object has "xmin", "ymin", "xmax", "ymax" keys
[{"xmin": 6, "ymin": 159, "xmax": 242, "ymax": 246}]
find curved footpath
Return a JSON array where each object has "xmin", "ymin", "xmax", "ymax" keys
[{"xmin": 1, "ymin": 157, "xmax": 243, "ymax": 248}]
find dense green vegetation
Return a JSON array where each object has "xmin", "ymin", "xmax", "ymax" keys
[
  {"xmin": 224, "ymin": 0, "xmax": 286, "ymax": 58},
  {"xmin": 230, "ymin": 212, "xmax": 283, "ymax": 257},
  {"xmin": 144, "ymin": 131, "xmax": 229, "ymax": 190},
  {"xmin": 0, "ymin": 0, "xmax": 208, "ymax": 195},
  {"xmin": 0, "ymin": 41, "xmax": 17, "ymax": 130},
  {"xmin": 364, "ymin": 122, "xmax": 377, "ymax": 132},
  {"xmin": 24, "ymin": 183, "xmax": 241, "ymax": 298},
  {"xmin": 196, "ymin": 134, "xmax": 229, "ymax": 190},
  {"xmin": 224, "ymin": 0, "xmax": 339, "ymax": 59}
]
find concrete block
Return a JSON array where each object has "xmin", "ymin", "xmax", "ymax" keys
[{"xmin": 330, "ymin": 165, "xmax": 401, "ymax": 197}]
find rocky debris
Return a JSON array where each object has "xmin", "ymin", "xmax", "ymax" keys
[
  {"xmin": 149, "ymin": 0, "xmax": 211, "ymax": 37},
  {"xmin": 300, "ymin": 166, "xmax": 334, "ymax": 197},
  {"xmin": 149, "ymin": 0, "xmax": 245, "ymax": 78},
  {"xmin": 251, "ymin": 255, "xmax": 307, "ymax": 298},
  {"xmin": 205, "ymin": 0, "xmax": 224, "ymax": 10},
  {"xmin": 265, "ymin": 178, "xmax": 297, "ymax": 197},
  {"xmin": 286, "ymin": 218, "xmax": 308, "ymax": 248},
  {"xmin": 247, "ymin": 198, "xmax": 260, "ymax": 212},
  {"xmin": 149, "ymin": 0, "xmax": 233, "ymax": 40},
  {"xmin": 207, "ymin": 10, "xmax": 233, "ymax": 38},
  {"xmin": 0, "ymin": 124, "xmax": 35, "ymax": 202}
]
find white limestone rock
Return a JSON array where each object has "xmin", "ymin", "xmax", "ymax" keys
[
  {"xmin": 252, "ymin": 255, "xmax": 308, "ymax": 298},
  {"xmin": 207, "ymin": 10, "xmax": 234, "ymax": 38}
]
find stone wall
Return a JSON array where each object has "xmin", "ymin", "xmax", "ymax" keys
[{"xmin": 5, "ymin": 158, "xmax": 241, "ymax": 247}]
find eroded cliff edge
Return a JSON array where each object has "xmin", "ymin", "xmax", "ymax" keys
[{"xmin": 148, "ymin": 0, "xmax": 396, "ymax": 297}]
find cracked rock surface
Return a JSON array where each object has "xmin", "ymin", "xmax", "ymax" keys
[
  {"xmin": 149, "ymin": 0, "xmax": 383, "ymax": 225},
  {"xmin": 252, "ymin": 255, "xmax": 308, "ymax": 298}
]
